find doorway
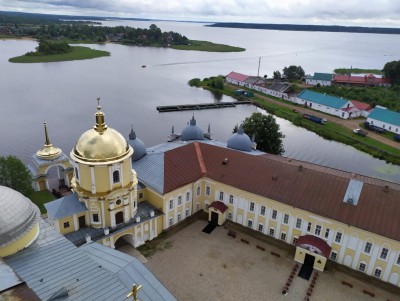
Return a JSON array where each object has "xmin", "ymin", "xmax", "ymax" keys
[
  {"xmin": 298, "ymin": 253, "xmax": 315, "ymax": 280},
  {"xmin": 78, "ymin": 215, "xmax": 86, "ymax": 229},
  {"xmin": 115, "ymin": 211, "xmax": 124, "ymax": 225},
  {"xmin": 211, "ymin": 211, "xmax": 219, "ymax": 226}
]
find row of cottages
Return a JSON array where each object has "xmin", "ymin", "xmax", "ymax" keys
[
  {"xmin": 334, "ymin": 74, "xmax": 391, "ymax": 87},
  {"xmin": 133, "ymin": 138, "xmax": 400, "ymax": 287},
  {"xmin": 367, "ymin": 107, "xmax": 400, "ymax": 134},
  {"xmin": 226, "ymin": 71, "xmax": 293, "ymax": 100},
  {"xmin": 305, "ymin": 72, "xmax": 334, "ymax": 86},
  {"xmin": 294, "ymin": 90, "xmax": 355, "ymax": 119}
]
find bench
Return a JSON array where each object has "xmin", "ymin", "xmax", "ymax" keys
[
  {"xmin": 362, "ymin": 290, "xmax": 375, "ymax": 297},
  {"xmin": 341, "ymin": 281, "xmax": 353, "ymax": 288},
  {"xmin": 271, "ymin": 251, "xmax": 280, "ymax": 257},
  {"xmin": 256, "ymin": 245, "xmax": 265, "ymax": 251},
  {"xmin": 240, "ymin": 238, "xmax": 250, "ymax": 244},
  {"xmin": 227, "ymin": 230, "xmax": 236, "ymax": 238}
]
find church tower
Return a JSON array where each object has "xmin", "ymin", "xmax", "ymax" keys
[{"xmin": 70, "ymin": 99, "xmax": 138, "ymax": 229}]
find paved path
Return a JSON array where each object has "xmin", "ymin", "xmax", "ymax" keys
[{"xmin": 228, "ymin": 83, "xmax": 400, "ymax": 150}]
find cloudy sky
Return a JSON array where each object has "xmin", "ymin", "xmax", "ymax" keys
[{"xmin": 1, "ymin": 0, "xmax": 400, "ymax": 27}]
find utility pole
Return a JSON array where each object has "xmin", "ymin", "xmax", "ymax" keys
[{"xmin": 257, "ymin": 57, "xmax": 261, "ymax": 77}]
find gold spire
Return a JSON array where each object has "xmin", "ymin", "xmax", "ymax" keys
[
  {"xmin": 36, "ymin": 122, "xmax": 62, "ymax": 160},
  {"xmin": 94, "ymin": 97, "xmax": 107, "ymax": 134},
  {"xmin": 127, "ymin": 283, "xmax": 142, "ymax": 301}
]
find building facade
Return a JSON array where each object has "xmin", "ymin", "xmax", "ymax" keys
[{"xmin": 367, "ymin": 107, "xmax": 400, "ymax": 134}]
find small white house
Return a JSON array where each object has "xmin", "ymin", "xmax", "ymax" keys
[{"xmin": 305, "ymin": 73, "xmax": 333, "ymax": 86}]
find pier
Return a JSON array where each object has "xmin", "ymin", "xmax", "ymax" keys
[{"xmin": 157, "ymin": 100, "xmax": 252, "ymax": 112}]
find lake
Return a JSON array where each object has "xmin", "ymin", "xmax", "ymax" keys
[{"xmin": 0, "ymin": 20, "xmax": 399, "ymax": 182}]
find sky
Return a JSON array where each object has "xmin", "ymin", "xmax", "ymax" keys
[{"xmin": 1, "ymin": 0, "xmax": 400, "ymax": 27}]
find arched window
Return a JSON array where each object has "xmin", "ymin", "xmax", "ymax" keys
[{"xmin": 113, "ymin": 170, "xmax": 120, "ymax": 183}]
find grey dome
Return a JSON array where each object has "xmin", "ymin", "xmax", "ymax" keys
[
  {"xmin": 227, "ymin": 124, "xmax": 252, "ymax": 152},
  {"xmin": 181, "ymin": 116, "xmax": 204, "ymax": 141},
  {"xmin": 128, "ymin": 128, "xmax": 147, "ymax": 161},
  {"xmin": 0, "ymin": 185, "xmax": 40, "ymax": 248}
]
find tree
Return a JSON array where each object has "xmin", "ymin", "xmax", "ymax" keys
[
  {"xmin": 208, "ymin": 77, "xmax": 224, "ymax": 90},
  {"xmin": 273, "ymin": 70, "xmax": 281, "ymax": 79},
  {"xmin": 236, "ymin": 112, "xmax": 285, "ymax": 155},
  {"xmin": 282, "ymin": 65, "xmax": 305, "ymax": 80},
  {"xmin": 383, "ymin": 60, "xmax": 400, "ymax": 85},
  {"xmin": 0, "ymin": 155, "xmax": 33, "ymax": 196}
]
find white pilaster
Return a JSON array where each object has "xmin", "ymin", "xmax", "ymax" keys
[
  {"xmin": 338, "ymin": 234, "xmax": 349, "ymax": 263},
  {"xmin": 253, "ymin": 203, "xmax": 259, "ymax": 230},
  {"xmin": 155, "ymin": 217, "xmax": 158, "ymax": 238},
  {"xmin": 352, "ymin": 239, "xmax": 364, "ymax": 269},
  {"xmin": 383, "ymin": 252, "xmax": 396, "ymax": 281},
  {"xmin": 263, "ymin": 208, "xmax": 271, "ymax": 235},
  {"xmin": 243, "ymin": 200, "xmax": 248, "ymax": 227},
  {"xmin": 288, "ymin": 216, "xmax": 295, "ymax": 242},
  {"xmin": 90, "ymin": 166, "xmax": 96, "ymax": 194},
  {"xmin": 367, "ymin": 245, "xmax": 380, "ymax": 275},
  {"xmin": 275, "ymin": 212, "xmax": 282, "ymax": 239},
  {"xmin": 111, "ymin": 211, "xmax": 116, "ymax": 227},
  {"xmin": 233, "ymin": 198, "xmax": 238, "ymax": 221},
  {"xmin": 100, "ymin": 200, "xmax": 105, "ymax": 227},
  {"xmin": 109, "ymin": 166, "xmax": 113, "ymax": 191},
  {"xmin": 73, "ymin": 214, "xmax": 78, "ymax": 231},
  {"xmin": 124, "ymin": 205, "xmax": 130, "ymax": 221}
]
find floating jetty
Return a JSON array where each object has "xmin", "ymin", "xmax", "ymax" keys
[{"xmin": 157, "ymin": 100, "xmax": 251, "ymax": 112}]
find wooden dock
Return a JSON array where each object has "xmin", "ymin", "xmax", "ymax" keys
[{"xmin": 157, "ymin": 100, "xmax": 252, "ymax": 112}]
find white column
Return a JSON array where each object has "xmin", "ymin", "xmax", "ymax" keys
[
  {"xmin": 124, "ymin": 205, "xmax": 130, "ymax": 222},
  {"xmin": 73, "ymin": 214, "xmax": 78, "ymax": 231},
  {"xmin": 233, "ymin": 198, "xmax": 238, "ymax": 221},
  {"xmin": 173, "ymin": 198, "xmax": 177, "ymax": 223},
  {"xmin": 155, "ymin": 217, "xmax": 158, "ymax": 238},
  {"xmin": 243, "ymin": 201, "xmax": 248, "ymax": 226},
  {"xmin": 367, "ymin": 246, "xmax": 380, "ymax": 275},
  {"xmin": 165, "ymin": 203, "xmax": 169, "ymax": 229},
  {"xmin": 338, "ymin": 234, "xmax": 349, "ymax": 263},
  {"xmin": 100, "ymin": 200, "xmax": 106, "ymax": 228},
  {"xmin": 140, "ymin": 223, "xmax": 144, "ymax": 242},
  {"xmin": 109, "ymin": 166, "xmax": 113, "ymax": 191},
  {"xmin": 119, "ymin": 164, "xmax": 124, "ymax": 185},
  {"xmin": 90, "ymin": 166, "xmax": 96, "ymax": 194},
  {"xmin": 275, "ymin": 213, "xmax": 282, "ymax": 239},
  {"xmin": 110, "ymin": 236, "xmax": 114, "ymax": 249},
  {"xmin": 288, "ymin": 216, "xmax": 295, "ymax": 243},
  {"xmin": 111, "ymin": 211, "xmax": 116, "ymax": 227},
  {"xmin": 253, "ymin": 203, "xmax": 259, "ymax": 230},
  {"xmin": 327, "ymin": 229, "xmax": 334, "ymax": 246},
  {"xmin": 383, "ymin": 252, "xmax": 396, "ymax": 281},
  {"xmin": 264, "ymin": 208, "xmax": 271, "ymax": 235},
  {"xmin": 352, "ymin": 239, "xmax": 365, "ymax": 269},
  {"xmin": 150, "ymin": 218, "xmax": 153, "ymax": 240}
]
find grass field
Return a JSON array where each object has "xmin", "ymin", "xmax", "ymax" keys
[
  {"xmin": 334, "ymin": 67, "xmax": 383, "ymax": 75},
  {"xmin": 9, "ymin": 46, "xmax": 110, "ymax": 63},
  {"xmin": 171, "ymin": 40, "xmax": 245, "ymax": 52},
  {"xmin": 28, "ymin": 190, "xmax": 55, "ymax": 214}
]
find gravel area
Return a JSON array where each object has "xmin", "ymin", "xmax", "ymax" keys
[{"xmin": 134, "ymin": 220, "xmax": 400, "ymax": 301}]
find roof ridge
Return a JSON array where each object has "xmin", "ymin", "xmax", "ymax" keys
[{"xmin": 194, "ymin": 142, "xmax": 207, "ymax": 175}]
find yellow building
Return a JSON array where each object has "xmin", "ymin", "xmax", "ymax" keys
[{"xmin": 45, "ymin": 101, "xmax": 162, "ymax": 248}]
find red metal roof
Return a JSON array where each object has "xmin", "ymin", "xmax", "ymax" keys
[
  {"xmin": 351, "ymin": 100, "xmax": 372, "ymax": 111},
  {"xmin": 209, "ymin": 201, "xmax": 228, "ymax": 213},
  {"xmin": 226, "ymin": 71, "xmax": 249, "ymax": 82},
  {"xmin": 163, "ymin": 142, "xmax": 400, "ymax": 241},
  {"xmin": 334, "ymin": 74, "xmax": 390, "ymax": 85},
  {"xmin": 296, "ymin": 235, "xmax": 331, "ymax": 258}
]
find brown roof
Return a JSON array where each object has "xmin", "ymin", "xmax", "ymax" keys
[
  {"xmin": 209, "ymin": 201, "xmax": 229, "ymax": 213},
  {"xmin": 163, "ymin": 142, "xmax": 400, "ymax": 241},
  {"xmin": 296, "ymin": 235, "xmax": 331, "ymax": 258}
]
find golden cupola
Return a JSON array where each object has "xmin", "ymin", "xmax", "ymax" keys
[
  {"xmin": 70, "ymin": 98, "xmax": 133, "ymax": 164},
  {"xmin": 36, "ymin": 122, "xmax": 62, "ymax": 160}
]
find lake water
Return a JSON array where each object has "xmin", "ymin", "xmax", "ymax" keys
[{"xmin": 0, "ymin": 20, "xmax": 399, "ymax": 183}]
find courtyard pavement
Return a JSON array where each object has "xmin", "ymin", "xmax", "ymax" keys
[{"xmin": 121, "ymin": 219, "xmax": 400, "ymax": 301}]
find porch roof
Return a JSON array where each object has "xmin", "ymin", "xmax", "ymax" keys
[{"xmin": 296, "ymin": 235, "xmax": 331, "ymax": 258}]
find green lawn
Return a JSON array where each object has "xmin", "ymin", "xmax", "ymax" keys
[
  {"xmin": 9, "ymin": 46, "xmax": 110, "ymax": 63},
  {"xmin": 171, "ymin": 40, "xmax": 245, "ymax": 52},
  {"xmin": 28, "ymin": 190, "xmax": 55, "ymax": 214},
  {"xmin": 334, "ymin": 67, "xmax": 382, "ymax": 75},
  {"xmin": 0, "ymin": 35, "xmax": 18, "ymax": 39}
]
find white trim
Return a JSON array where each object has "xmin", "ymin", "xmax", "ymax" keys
[
  {"xmin": 90, "ymin": 166, "xmax": 96, "ymax": 194},
  {"xmin": 352, "ymin": 239, "xmax": 364, "ymax": 269},
  {"xmin": 100, "ymin": 200, "xmax": 106, "ymax": 228},
  {"xmin": 383, "ymin": 252, "xmax": 397, "ymax": 281},
  {"xmin": 73, "ymin": 214, "xmax": 78, "ymax": 231}
]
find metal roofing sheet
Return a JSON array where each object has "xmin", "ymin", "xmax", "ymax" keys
[
  {"xmin": 133, "ymin": 152, "xmax": 164, "ymax": 193},
  {"xmin": 298, "ymin": 89, "xmax": 349, "ymax": 109},
  {"xmin": 368, "ymin": 107, "xmax": 400, "ymax": 127},
  {"xmin": 45, "ymin": 193, "xmax": 87, "ymax": 220},
  {"xmin": 312, "ymin": 72, "xmax": 333, "ymax": 81}
]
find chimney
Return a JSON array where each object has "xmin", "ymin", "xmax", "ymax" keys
[
  {"xmin": 222, "ymin": 158, "xmax": 229, "ymax": 165},
  {"xmin": 85, "ymin": 234, "xmax": 92, "ymax": 244},
  {"xmin": 383, "ymin": 185, "xmax": 389, "ymax": 193},
  {"xmin": 272, "ymin": 175, "xmax": 278, "ymax": 181},
  {"xmin": 298, "ymin": 165, "xmax": 303, "ymax": 172}
]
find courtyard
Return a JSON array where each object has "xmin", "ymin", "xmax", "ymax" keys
[{"xmin": 120, "ymin": 218, "xmax": 400, "ymax": 301}]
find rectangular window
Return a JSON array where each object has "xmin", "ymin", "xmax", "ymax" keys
[
  {"xmin": 93, "ymin": 214, "xmax": 99, "ymax": 223},
  {"xmin": 335, "ymin": 232, "xmax": 342, "ymax": 243},
  {"xmin": 139, "ymin": 192, "xmax": 143, "ymax": 199},
  {"xmin": 280, "ymin": 233, "xmax": 286, "ymax": 241},
  {"xmin": 249, "ymin": 202, "xmax": 255, "ymax": 212},
  {"xmin": 283, "ymin": 214, "xmax": 289, "ymax": 224},
  {"xmin": 330, "ymin": 251, "xmax": 337, "ymax": 261},
  {"xmin": 296, "ymin": 218, "xmax": 302, "ymax": 229},
  {"xmin": 364, "ymin": 242, "xmax": 372, "ymax": 254},
  {"xmin": 169, "ymin": 200, "xmax": 173, "ymax": 210},
  {"xmin": 258, "ymin": 224, "xmax": 263, "ymax": 232},
  {"xmin": 374, "ymin": 268, "xmax": 382, "ymax": 278},
  {"xmin": 178, "ymin": 196, "xmax": 182, "ymax": 206},
  {"xmin": 219, "ymin": 191, "xmax": 224, "ymax": 201},
  {"xmin": 315, "ymin": 225, "xmax": 321, "ymax": 236},
  {"xmin": 206, "ymin": 186, "xmax": 210, "ymax": 196},
  {"xmin": 380, "ymin": 248, "xmax": 389, "ymax": 260},
  {"xmin": 196, "ymin": 186, "xmax": 201, "ymax": 196},
  {"xmin": 177, "ymin": 213, "xmax": 181, "ymax": 222},
  {"xmin": 307, "ymin": 222, "xmax": 312, "ymax": 232},
  {"xmin": 292, "ymin": 237, "xmax": 298, "ymax": 245},
  {"xmin": 63, "ymin": 221, "xmax": 70, "ymax": 229},
  {"xmin": 185, "ymin": 208, "xmax": 189, "ymax": 216},
  {"xmin": 359, "ymin": 263, "xmax": 366, "ymax": 272},
  {"xmin": 113, "ymin": 170, "xmax": 120, "ymax": 183},
  {"xmin": 269, "ymin": 228, "xmax": 275, "ymax": 236},
  {"xmin": 229, "ymin": 195, "xmax": 234, "ymax": 204},
  {"xmin": 228, "ymin": 213, "xmax": 232, "ymax": 220},
  {"xmin": 169, "ymin": 217, "xmax": 173, "ymax": 226},
  {"xmin": 247, "ymin": 220, "xmax": 253, "ymax": 228},
  {"xmin": 186, "ymin": 192, "xmax": 190, "ymax": 202},
  {"xmin": 325, "ymin": 229, "xmax": 330, "ymax": 239},
  {"xmin": 260, "ymin": 206, "xmax": 266, "ymax": 216},
  {"xmin": 272, "ymin": 210, "xmax": 277, "ymax": 220}
]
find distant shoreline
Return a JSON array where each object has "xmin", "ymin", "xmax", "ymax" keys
[{"xmin": 206, "ymin": 23, "xmax": 400, "ymax": 35}]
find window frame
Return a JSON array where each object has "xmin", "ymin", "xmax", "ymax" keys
[
  {"xmin": 280, "ymin": 232, "xmax": 286, "ymax": 241},
  {"xmin": 112, "ymin": 170, "xmax": 120, "ymax": 184},
  {"xmin": 330, "ymin": 251, "xmax": 337, "ymax": 261},
  {"xmin": 283, "ymin": 214, "xmax": 289, "ymax": 225},
  {"xmin": 219, "ymin": 191, "xmax": 224, "ymax": 201},
  {"xmin": 271, "ymin": 210, "xmax": 277, "ymax": 220},
  {"xmin": 258, "ymin": 223, "xmax": 264, "ymax": 232},
  {"xmin": 296, "ymin": 218, "xmax": 302, "ymax": 229},
  {"xmin": 206, "ymin": 186, "xmax": 210, "ymax": 196},
  {"xmin": 315, "ymin": 225, "xmax": 322, "ymax": 236},
  {"xmin": 247, "ymin": 219, "xmax": 253, "ymax": 228},
  {"xmin": 364, "ymin": 242, "xmax": 372, "ymax": 254},
  {"xmin": 249, "ymin": 202, "xmax": 255, "ymax": 212},
  {"xmin": 335, "ymin": 232, "xmax": 342, "ymax": 243},
  {"xmin": 63, "ymin": 221, "xmax": 70, "ymax": 229},
  {"xmin": 380, "ymin": 247, "xmax": 389, "ymax": 260},
  {"xmin": 260, "ymin": 205, "xmax": 266, "ymax": 216}
]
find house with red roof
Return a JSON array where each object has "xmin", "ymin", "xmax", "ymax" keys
[
  {"xmin": 334, "ymin": 74, "xmax": 391, "ymax": 87},
  {"xmin": 226, "ymin": 71, "xmax": 249, "ymax": 86},
  {"xmin": 350, "ymin": 100, "xmax": 373, "ymax": 118}
]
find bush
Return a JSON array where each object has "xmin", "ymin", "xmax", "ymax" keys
[{"xmin": 188, "ymin": 78, "xmax": 201, "ymax": 87}]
